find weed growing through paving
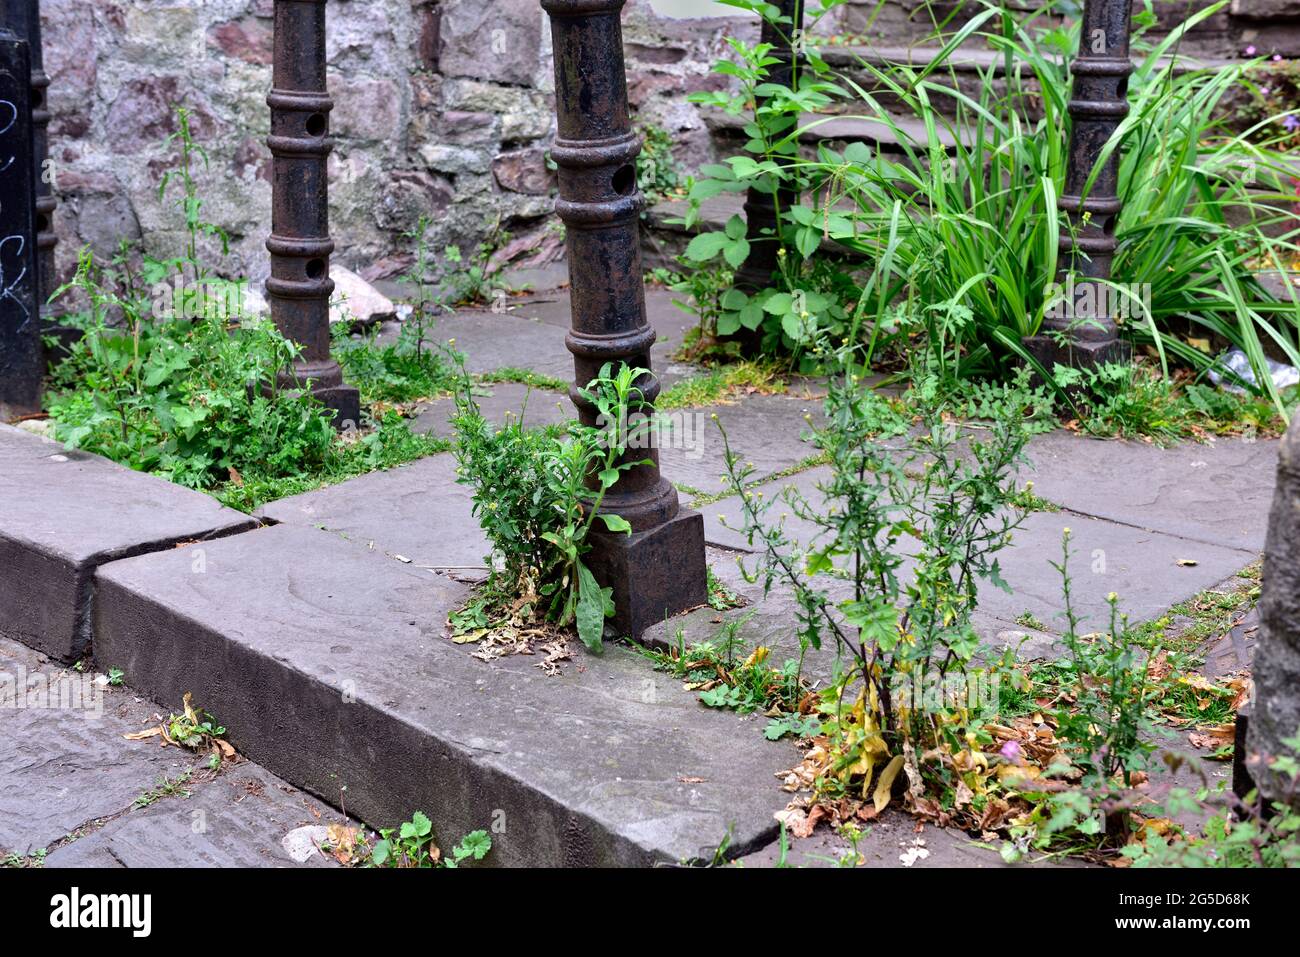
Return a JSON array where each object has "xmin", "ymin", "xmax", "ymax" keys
[
  {"xmin": 706, "ymin": 567, "xmax": 746, "ymax": 611},
  {"xmin": 1121, "ymin": 733, "xmax": 1300, "ymax": 867},
  {"xmin": 658, "ymin": 359, "xmax": 790, "ymax": 409},
  {"xmin": 641, "ymin": 616, "xmax": 818, "ymax": 741},
  {"xmin": 41, "ymin": 106, "xmax": 450, "ymax": 513},
  {"xmin": 1051, "ymin": 361, "xmax": 1290, "ymax": 443},
  {"xmin": 367, "ymin": 811, "xmax": 492, "ymax": 869},
  {"xmin": 477, "ymin": 367, "xmax": 570, "ymax": 393},
  {"xmin": 450, "ymin": 359, "xmax": 653, "ymax": 652},
  {"xmin": 133, "ymin": 771, "xmax": 194, "ymax": 810}
]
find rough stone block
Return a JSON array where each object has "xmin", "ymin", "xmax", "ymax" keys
[
  {"xmin": 0, "ymin": 425, "xmax": 258, "ymax": 661},
  {"xmin": 1248, "ymin": 419, "xmax": 1300, "ymax": 808},
  {"xmin": 588, "ymin": 507, "xmax": 709, "ymax": 637},
  {"xmin": 93, "ymin": 524, "xmax": 792, "ymax": 866}
]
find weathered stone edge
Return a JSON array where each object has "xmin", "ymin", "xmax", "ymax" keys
[
  {"xmin": 1, "ymin": 516, "xmax": 261, "ymax": 663},
  {"xmin": 90, "ymin": 568, "xmax": 700, "ymax": 868}
]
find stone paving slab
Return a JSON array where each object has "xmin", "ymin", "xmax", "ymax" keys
[
  {"xmin": 92, "ymin": 524, "xmax": 796, "ymax": 867},
  {"xmin": 1023, "ymin": 432, "xmax": 1276, "ymax": 555},
  {"xmin": 259, "ymin": 453, "xmax": 492, "ymax": 573},
  {"xmin": 0, "ymin": 424, "xmax": 259, "ymax": 661},
  {"xmin": 374, "ymin": 288, "xmax": 701, "ymax": 387},
  {"xmin": 701, "ymin": 465, "xmax": 1255, "ymax": 635},
  {"xmin": 0, "ymin": 636, "xmax": 204, "ymax": 856},
  {"xmin": 45, "ymin": 762, "xmax": 349, "ymax": 869},
  {"xmin": 411, "ymin": 381, "xmax": 573, "ymax": 440},
  {"xmin": 660, "ymin": 392, "xmax": 826, "ymax": 498}
]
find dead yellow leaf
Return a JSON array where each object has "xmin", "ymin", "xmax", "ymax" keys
[{"xmin": 873, "ymin": 755, "xmax": 905, "ymax": 813}]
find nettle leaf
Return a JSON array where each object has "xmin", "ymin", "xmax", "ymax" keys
[
  {"xmin": 738, "ymin": 302, "xmax": 766, "ymax": 331},
  {"xmin": 685, "ymin": 231, "xmax": 730, "ymax": 263},
  {"xmin": 724, "ymin": 214, "xmax": 748, "ymax": 240},
  {"xmin": 720, "ymin": 288, "xmax": 750, "ymax": 311},
  {"xmin": 762, "ymin": 292, "xmax": 794, "ymax": 315},
  {"xmin": 722, "ymin": 238, "xmax": 751, "ymax": 270},
  {"xmin": 718, "ymin": 311, "xmax": 743, "ymax": 336}
]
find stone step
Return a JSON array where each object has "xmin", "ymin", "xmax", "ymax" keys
[
  {"xmin": 90, "ymin": 523, "xmax": 796, "ymax": 866},
  {"xmin": 0, "ymin": 425, "xmax": 259, "ymax": 663}
]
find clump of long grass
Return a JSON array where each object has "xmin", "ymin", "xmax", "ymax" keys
[{"xmin": 801, "ymin": 0, "xmax": 1300, "ymax": 414}]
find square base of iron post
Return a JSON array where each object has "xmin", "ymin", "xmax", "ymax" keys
[
  {"xmin": 587, "ymin": 508, "xmax": 708, "ymax": 640},
  {"xmin": 1022, "ymin": 333, "xmax": 1131, "ymax": 378},
  {"xmin": 314, "ymin": 384, "xmax": 362, "ymax": 430}
]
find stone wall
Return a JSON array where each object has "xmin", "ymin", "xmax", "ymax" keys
[
  {"xmin": 39, "ymin": 0, "xmax": 776, "ymax": 289},
  {"xmin": 36, "ymin": 1, "xmax": 1298, "ymax": 291}
]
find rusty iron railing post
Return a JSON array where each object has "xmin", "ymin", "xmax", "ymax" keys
[
  {"xmin": 1025, "ymin": 0, "xmax": 1133, "ymax": 371},
  {"xmin": 266, "ymin": 0, "xmax": 358, "ymax": 426},
  {"xmin": 0, "ymin": 25, "xmax": 43, "ymax": 419},
  {"xmin": 541, "ymin": 0, "xmax": 707, "ymax": 638},
  {"xmin": 734, "ymin": 0, "xmax": 804, "ymax": 296},
  {"xmin": 2, "ymin": 0, "xmax": 55, "ymax": 319}
]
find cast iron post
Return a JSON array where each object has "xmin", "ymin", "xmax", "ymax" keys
[
  {"xmin": 1, "ymin": 1, "xmax": 54, "ymax": 316},
  {"xmin": 734, "ymin": 0, "xmax": 804, "ymax": 295},
  {"xmin": 267, "ymin": 0, "xmax": 359, "ymax": 426},
  {"xmin": 1025, "ymin": 0, "xmax": 1133, "ymax": 370},
  {"xmin": 541, "ymin": 0, "xmax": 707, "ymax": 638},
  {"xmin": 0, "ymin": 26, "xmax": 42, "ymax": 419}
]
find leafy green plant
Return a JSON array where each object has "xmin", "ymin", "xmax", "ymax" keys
[
  {"xmin": 1053, "ymin": 361, "xmax": 1288, "ymax": 442},
  {"xmin": 1049, "ymin": 531, "xmax": 1159, "ymax": 785},
  {"xmin": 369, "ymin": 812, "xmax": 492, "ymax": 869},
  {"xmin": 44, "ymin": 104, "xmax": 447, "ymax": 512},
  {"xmin": 641, "ymin": 618, "xmax": 813, "ymax": 738},
  {"xmin": 452, "ymin": 360, "xmax": 653, "ymax": 651},
  {"xmin": 677, "ymin": 0, "xmax": 856, "ymax": 354},
  {"xmin": 1123, "ymin": 733, "xmax": 1300, "ymax": 868},
  {"xmin": 637, "ymin": 122, "xmax": 685, "ymax": 205},
  {"xmin": 715, "ymin": 328, "xmax": 1039, "ymax": 800},
  {"xmin": 441, "ymin": 219, "xmax": 515, "ymax": 307}
]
